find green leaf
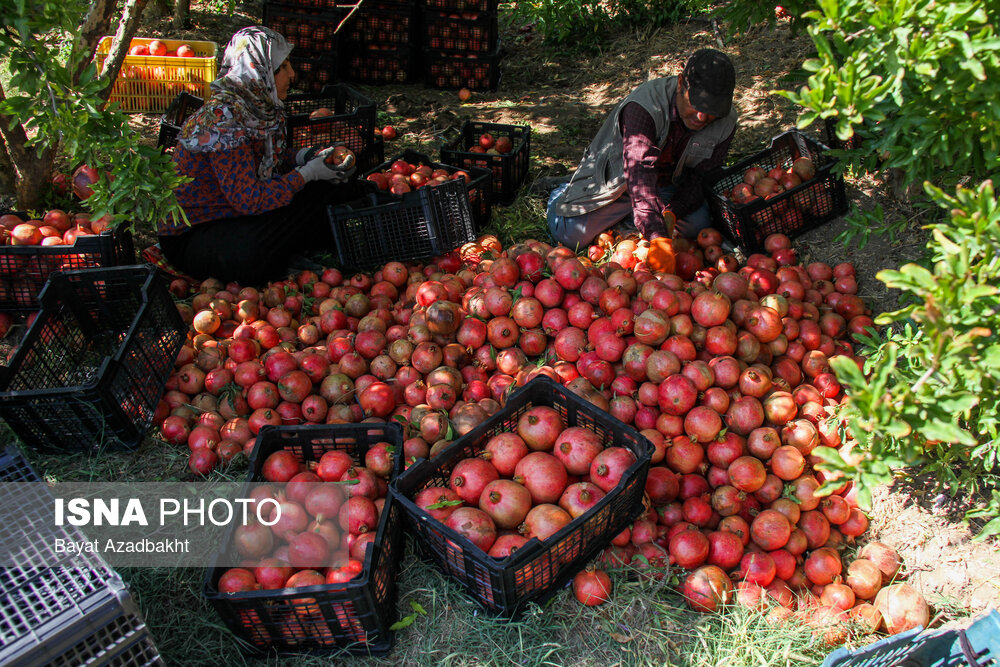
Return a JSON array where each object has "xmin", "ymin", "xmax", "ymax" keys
[
  {"xmin": 830, "ymin": 354, "xmax": 868, "ymax": 388},
  {"xmin": 390, "ymin": 614, "xmax": 416, "ymax": 631},
  {"xmin": 427, "ymin": 498, "xmax": 462, "ymax": 510},
  {"xmin": 920, "ymin": 420, "xmax": 977, "ymax": 446},
  {"xmin": 410, "ymin": 601, "xmax": 427, "ymax": 615}
]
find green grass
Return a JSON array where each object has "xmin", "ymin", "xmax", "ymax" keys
[
  {"xmin": 117, "ymin": 536, "xmax": 847, "ymax": 666},
  {"xmin": 481, "ymin": 192, "xmax": 550, "ymax": 248}
]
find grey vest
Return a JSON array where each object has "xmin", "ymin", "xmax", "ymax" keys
[{"xmin": 555, "ymin": 76, "xmax": 738, "ymax": 216}]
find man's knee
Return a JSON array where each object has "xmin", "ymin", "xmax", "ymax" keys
[{"xmin": 676, "ymin": 204, "xmax": 714, "ymax": 238}]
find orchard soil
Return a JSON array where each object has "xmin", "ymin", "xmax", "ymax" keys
[{"xmin": 15, "ymin": 0, "xmax": 999, "ymax": 664}]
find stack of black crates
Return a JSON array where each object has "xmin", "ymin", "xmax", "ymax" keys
[
  {"xmin": 263, "ymin": 0, "xmax": 421, "ymax": 88},
  {"xmin": 262, "ymin": 0, "xmax": 501, "ymax": 90},
  {"xmin": 422, "ymin": 0, "xmax": 501, "ymax": 90},
  {"xmin": 263, "ymin": 0, "xmax": 342, "ymax": 93}
]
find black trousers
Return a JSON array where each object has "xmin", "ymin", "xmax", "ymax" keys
[{"xmin": 160, "ymin": 181, "xmax": 352, "ymax": 286}]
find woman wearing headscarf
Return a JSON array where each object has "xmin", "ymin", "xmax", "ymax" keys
[{"xmin": 158, "ymin": 26, "xmax": 352, "ymax": 284}]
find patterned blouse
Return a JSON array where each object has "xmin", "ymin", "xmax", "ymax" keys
[{"xmin": 159, "ymin": 141, "xmax": 305, "ymax": 235}]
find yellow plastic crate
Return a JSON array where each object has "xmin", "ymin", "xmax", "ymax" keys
[{"xmin": 96, "ymin": 37, "xmax": 218, "ymax": 113}]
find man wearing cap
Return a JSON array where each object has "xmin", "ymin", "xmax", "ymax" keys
[{"xmin": 546, "ymin": 49, "xmax": 738, "ymax": 273}]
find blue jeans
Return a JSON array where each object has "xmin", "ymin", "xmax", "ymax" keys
[{"xmin": 546, "ymin": 183, "xmax": 712, "ymax": 248}]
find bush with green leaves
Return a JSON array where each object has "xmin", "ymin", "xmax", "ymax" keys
[
  {"xmin": 512, "ymin": 0, "xmax": 709, "ymax": 47},
  {"xmin": 0, "ymin": 0, "xmax": 187, "ymax": 230},
  {"xmin": 815, "ymin": 179, "xmax": 1000, "ymax": 538},
  {"xmin": 775, "ymin": 0, "xmax": 999, "ymax": 189}
]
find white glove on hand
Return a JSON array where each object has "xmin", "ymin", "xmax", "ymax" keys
[
  {"xmin": 296, "ymin": 145, "xmax": 357, "ymax": 184},
  {"xmin": 295, "ymin": 142, "xmax": 348, "ymax": 166},
  {"xmin": 296, "ymin": 151, "xmax": 340, "ymax": 183}
]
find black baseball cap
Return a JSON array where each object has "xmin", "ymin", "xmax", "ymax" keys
[{"xmin": 682, "ymin": 49, "xmax": 736, "ymax": 118}]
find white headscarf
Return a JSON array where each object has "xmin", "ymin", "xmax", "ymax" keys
[{"xmin": 177, "ymin": 26, "xmax": 292, "ymax": 180}]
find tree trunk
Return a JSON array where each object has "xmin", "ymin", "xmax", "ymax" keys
[
  {"xmin": 173, "ymin": 0, "xmax": 191, "ymax": 30},
  {"xmin": 73, "ymin": 0, "xmax": 119, "ymax": 82},
  {"xmin": 0, "ymin": 80, "xmax": 56, "ymax": 211},
  {"xmin": 2, "ymin": 0, "xmax": 145, "ymax": 211},
  {"xmin": 97, "ymin": 0, "xmax": 152, "ymax": 101},
  {"xmin": 13, "ymin": 154, "xmax": 55, "ymax": 212},
  {"xmin": 0, "ymin": 136, "xmax": 15, "ymax": 198}
]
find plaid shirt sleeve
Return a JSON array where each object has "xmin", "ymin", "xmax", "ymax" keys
[
  {"xmin": 665, "ymin": 126, "xmax": 735, "ymax": 221},
  {"xmin": 620, "ymin": 102, "xmax": 670, "ymax": 240}
]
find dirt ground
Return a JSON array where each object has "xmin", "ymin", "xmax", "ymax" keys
[{"xmin": 127, "ymin": 0, "xmax": 997, "ymax": 623}]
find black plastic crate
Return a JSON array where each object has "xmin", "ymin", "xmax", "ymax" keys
[
  {"xmin": 0, "ymin": 445, "xmax": 163, "ymax": 666},
  {"xmin": 821, "ymin": 609, "xmax": 999, "ymax": 667},
  {"xmin": 202, "ymin": 423, "xmax": 404, "ymax": 656},
  {"xmin": 341, "ymin": 5, "xmax": 418, "ymax": 47},
  {"xmin": 263, "ymin": 3, "xmax": 342, "ymax": 53},
  {"xmin": 0, "ymin": 213, "xmax": 136, "ymax": 312},
  {"xmin": 423, "ymin": 9, "xmax": 498, "ymax": 53},
  {"xmin": 343, "ymin": 45, "xmax": 419, "ymax": 85},
  {"xmin": 425, "ymin": 44, "xmax": 501, "ymax": 90},
  {"xmin": 0, "ymin": 265, "xmax": 186, "ymax": 453},
  {"xmin": 156, "ymin": 91, "xmax": 203, "ymax": 152},
  {"xmin": 289, "ymin": 52, "xmax": 340, "ymax": 94},
  {"xmin": 285, "ymin": 84, "xmax": 383, "ymax": 172},
  {"xmin": 425, "ymin": 0, "xmax": 498, "ymax": 11},
  {"xmin": 439, "ymin": 121, "xmax": 530, "ymax": 204},
  {"xmin": 367, "ymin": 149, "xmax": 493, "ymax": 230},
  {"xmin": 390, "ymin": 376, "xmax": 653, "ymax": 617},
  {"xmin": 327, "ymin": 176, "xmax": 476, "ymax": 270},
  {"xmin": 705, "ymin": 130, "xmax": 848, "ymax": 253}
]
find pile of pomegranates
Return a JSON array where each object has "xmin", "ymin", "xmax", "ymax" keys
[
  {"xmin": 365, "ymin": 158, "xmax": 473, "ymax": 196},
  {"xmin": 160, "ymin": 223, "xmax": 927, "ymax": 639}
]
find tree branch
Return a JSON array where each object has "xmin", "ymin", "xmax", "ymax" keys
[
  {"xmin": 334, "ymin": 0, "xmax": 367, "ymax": 34},
  {"xmin": 97, "ymin": 0, "xmax": 151, "ymax": 102},
  {"xmin": 74, "ymin": 0, "xmax": 118, "ymax": 83}
]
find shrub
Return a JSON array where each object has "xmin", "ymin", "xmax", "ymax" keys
[
  {"xmin": 513, "ymin": 0, "xmax": 710, "ymax": 48},
  {"xmin": 816, "ymin": 179, "xmax": 1000, "ymax": 538}
]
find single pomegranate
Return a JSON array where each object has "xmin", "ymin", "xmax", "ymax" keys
[
  {"xmin": 874, "ymin": 584, "xmax": 929, "ymax": 635},
  {"xmin": 681, "ymin": 565, "xmax": 733, "ymax": 612}
]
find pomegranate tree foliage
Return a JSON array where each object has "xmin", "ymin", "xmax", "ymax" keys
[
  {"xmin": 0, "ymin": 0, "xmax": 188, "ymax": 228},
  {"xmin": 512, "ymin": 0, "xmax": 709, "ymax": 46},
  {"xmin": 817, "ymin": 180, "xmax": 1000, "ymax": 538},
  {"xmin": 728, "ymin": 0, "xmax": 999, "ymax": 246}
]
